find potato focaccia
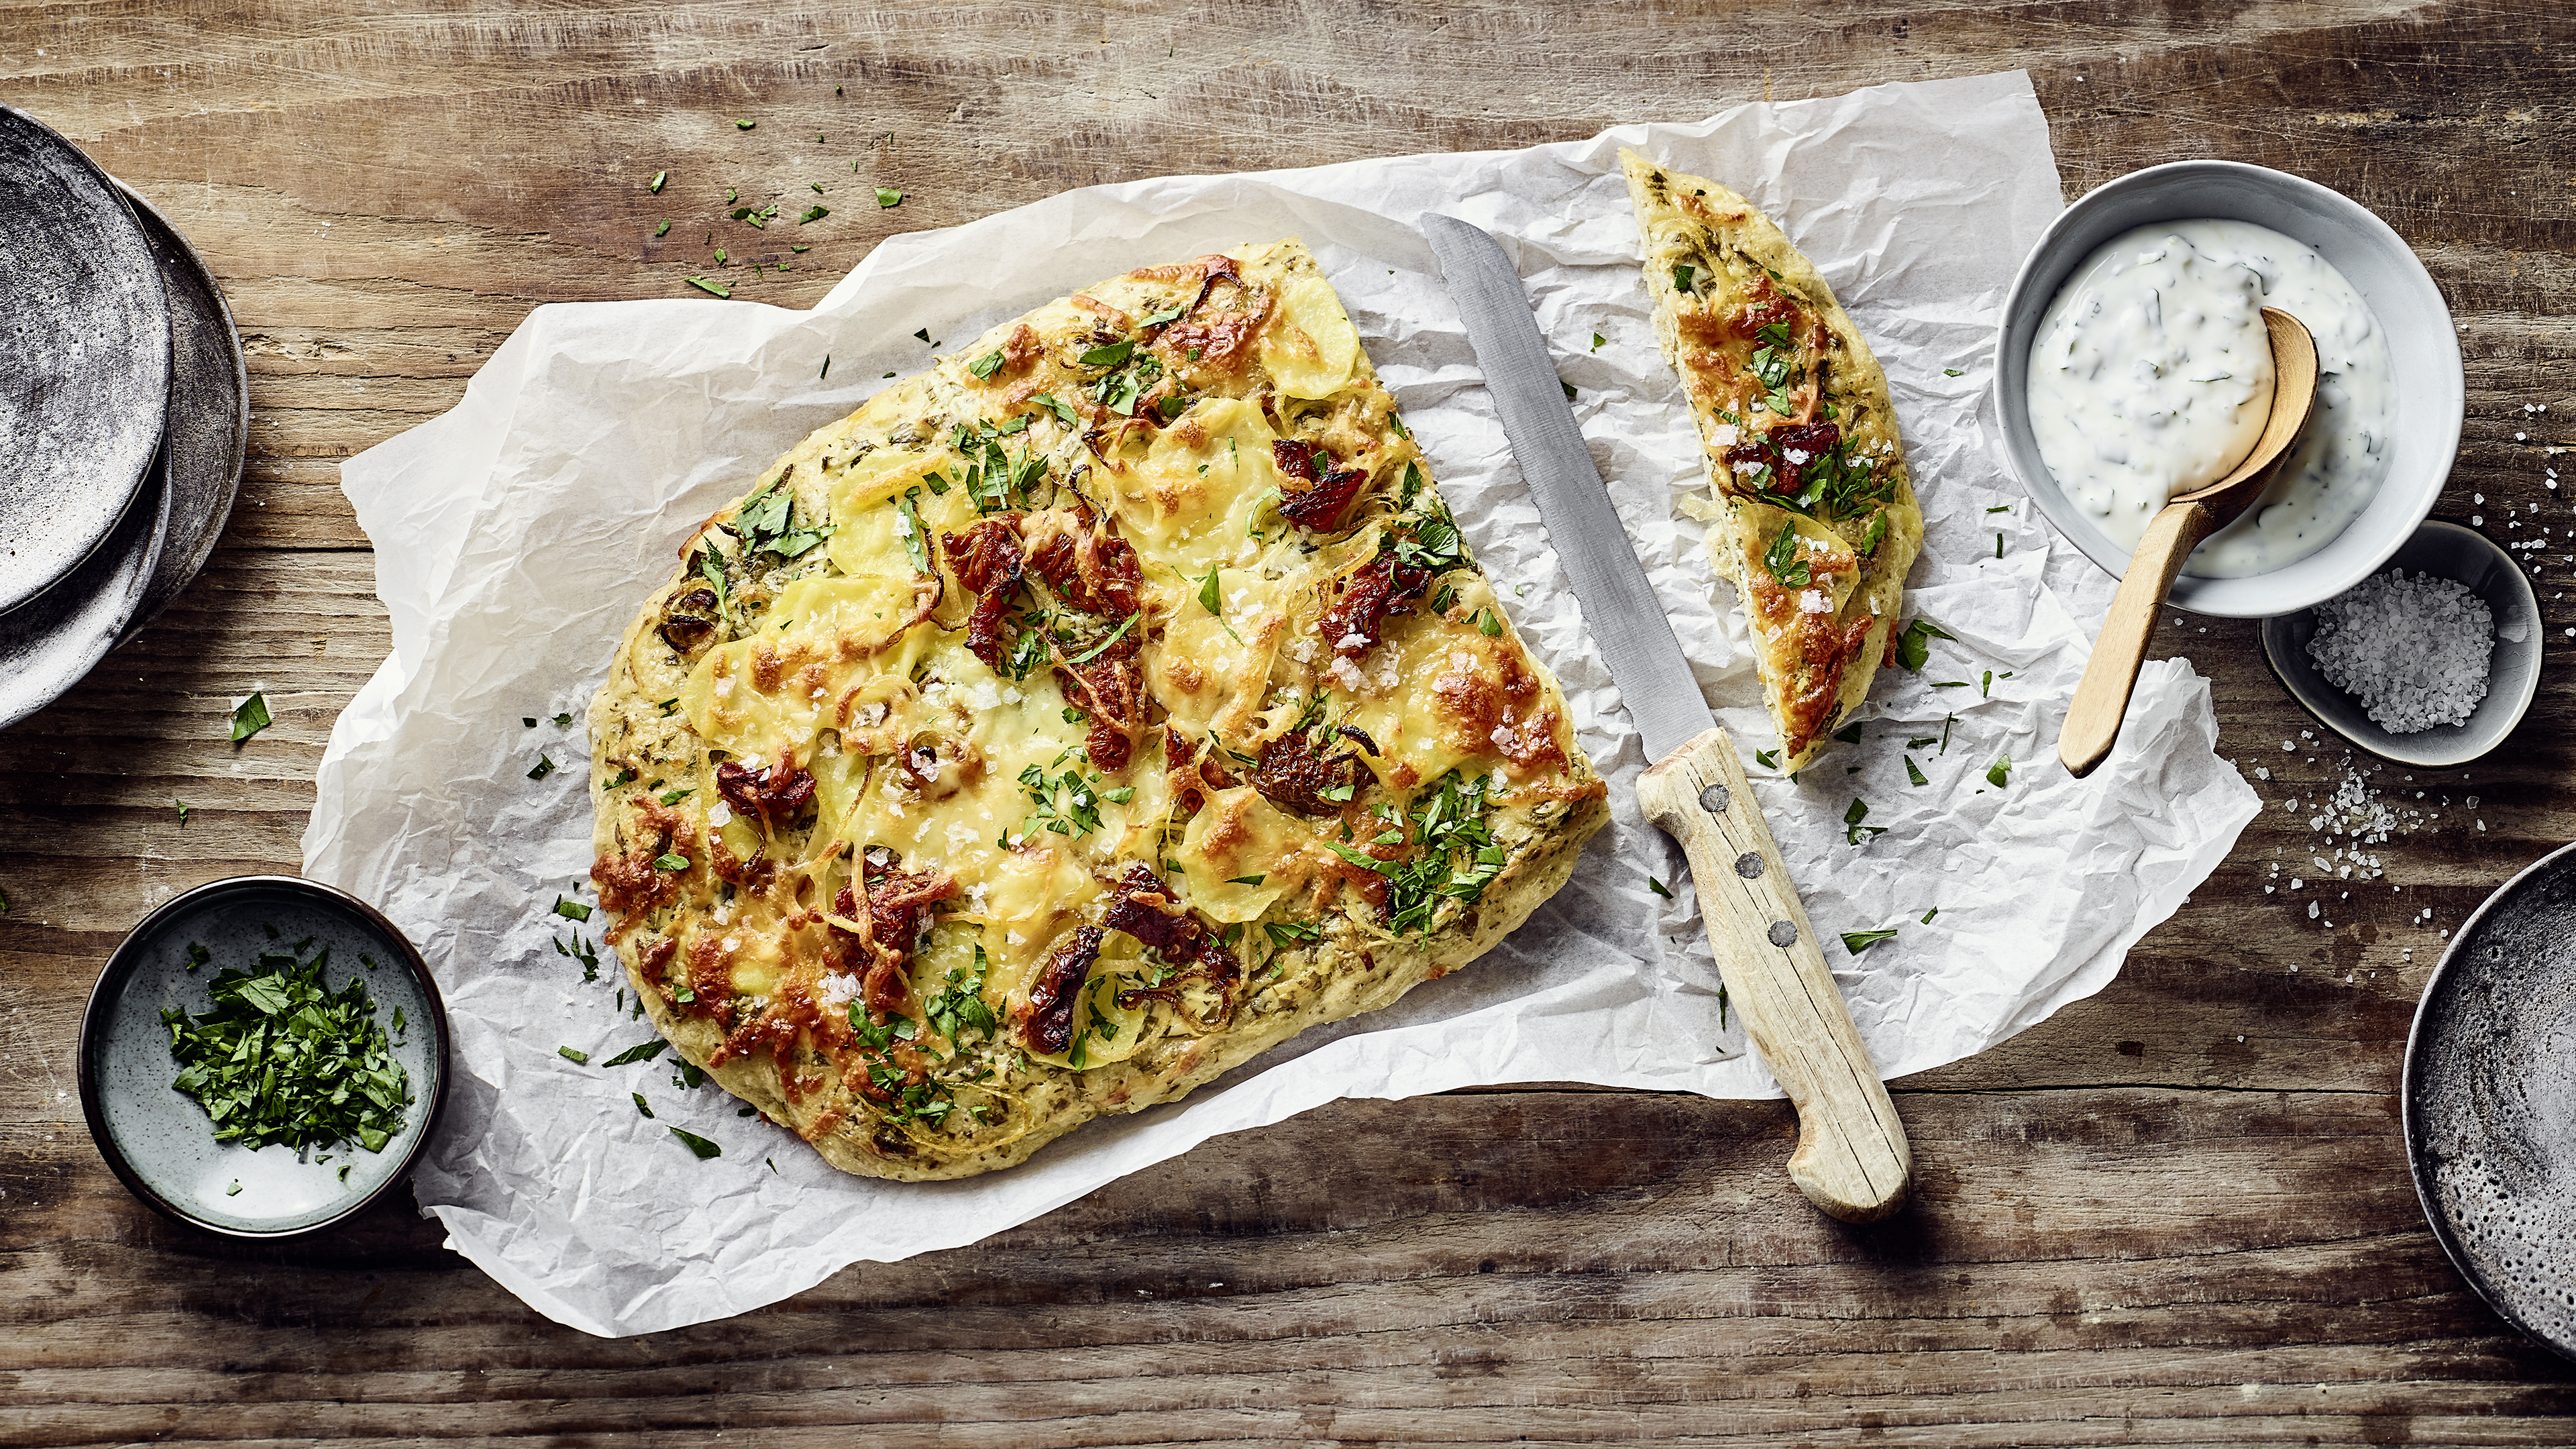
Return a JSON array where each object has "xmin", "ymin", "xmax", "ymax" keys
[
  {"xmin": 1621, "ymin": 150, "xmax": 1923, "ymax": 771},
  {"xmin": 590, "ymin": 239, "xmax": 1610, "ymax": 1181}
]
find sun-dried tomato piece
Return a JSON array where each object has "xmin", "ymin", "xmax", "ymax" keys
[
  {"xmin": 715, "ymin": 749, "xmax": 818, "ymax": 827},
  {"xmin": 828, "ymin": 853, "xmax": 956, "ymax": 1016},
  {"xmin": 1099, "ymin": 864, "xmax": 1242, "ymax": 1011},
  {"xmin": 1163, "ymin": 727, "xmax": 1240, "ymax": 817},
  {"xmin": 1022, "ymin": 925, "xmax": 1103, "ymax": 1055},
  {"xmin": 1250, "ymin": 728, "xmax": 1362, "ymax": 817},
  {"xmin": 1316, "ymin": 551, "xmax": 1432, "ymax": 661},
  {"xmin": 1273, "ymin": 440, "xmax": 1371, "ymax": 530},
  {"xmin": 1054, "ymin": 630, "xmax": 1146, "ymax": 773},
  {"xmin": 943, "ymin": 517, "xmax": 1027, "ymax": 669},
  {"xmin": 1023, "ymin": 513, "xmax": 1144, "ymax": 619}
]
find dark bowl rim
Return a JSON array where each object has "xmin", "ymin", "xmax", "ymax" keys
[
  {"xmin": 2402, "ymin": 836, "xmax": 2576, "ymax": 1365},
  {"xmin": 76, "ymin": 873, "xmax": 453, "ymax": 1240}
]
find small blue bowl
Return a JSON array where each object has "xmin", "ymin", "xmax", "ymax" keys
[{"xmin": 78, "ymin": 875, "xmax": 450, "ymax": 1238}]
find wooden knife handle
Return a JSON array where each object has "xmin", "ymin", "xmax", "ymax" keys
[
  {"xmin": 1637, "ymin": 727, "xmax": 1913, "ymax": 1223},
  {"xmin": 2056, "ymin": 499, "xmax": 2220, "ymax": 780}
]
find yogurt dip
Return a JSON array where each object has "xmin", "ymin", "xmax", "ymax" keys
[{"xmin": 2027, "ymin": 219, "xmax": 2394, "ymax": 578}]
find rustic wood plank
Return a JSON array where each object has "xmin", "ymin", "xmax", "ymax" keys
[{"xmin": 5, "ymin": 0, "xmax": 2576, "ymax": 1442}]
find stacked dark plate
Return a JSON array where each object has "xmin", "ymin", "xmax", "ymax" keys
[{"xmin": 0, "ymin": 105, "xmax": 248, "ymax": 731}]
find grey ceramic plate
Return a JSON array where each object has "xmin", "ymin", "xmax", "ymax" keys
[
  {"xmin": 2258, "ymin": 521, "xmax": 2540, "ymax": 769},
  {"xmin": 78, "ymin": 877, "xmax": 451, "ymax": 1238},
  {"xmin": 113, "ymin": 180, "xmax": 248, "ymax": 639},
  {"xmin": 2406, "ymin": 839, "xmax": 2576, "ymax": 1364},
  {"xmin": 0, "ymin": 105, "xmax": 172, "ymax": 617},
  {"xmin": 0, "ymin": 439, "xmax": 170, "ymax": 732}
]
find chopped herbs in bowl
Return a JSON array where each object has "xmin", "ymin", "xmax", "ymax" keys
[{"xmin": 78, "ymin": 876, "xmax": 449, "ymax": 1238}]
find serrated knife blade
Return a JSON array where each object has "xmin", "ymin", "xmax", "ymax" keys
[
  {"xmin": 1417, "ymin": 215, "xmax": 1716, "ymax": 765},
  {"xmin": 1421, "ymin": 211, "xmax": 1911, "ymax": 1224}
]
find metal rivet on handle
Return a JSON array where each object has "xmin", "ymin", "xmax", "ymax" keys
[
  {"xmin": 1734, "ymin": 852, "xmax": 1764, "ymax": 879},
  {"xmin": 1698, "ymin": 783, "xmax": 1730, "ymax": 814},
  {"xmin": 1766, "ymin": 920, "xmax": 1796, "ymax": 947}
]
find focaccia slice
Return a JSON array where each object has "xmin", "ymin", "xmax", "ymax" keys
[
  {"xmin": 1621, "ymin": 150, "xmax": 1923, "ymax": 770},
  {"xmin": 588, "ymin": 239, "xmax": 1611, "ymax": 1181}
]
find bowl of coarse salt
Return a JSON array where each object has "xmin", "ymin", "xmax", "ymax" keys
[{"xmin": 2259, "ymin": 520, "xmax": 2540, "ymax": 768}]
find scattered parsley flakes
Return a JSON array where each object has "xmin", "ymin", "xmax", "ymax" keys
[
  {"xmin": 1987, "ymin": 755, "xmax": 2012, "ymax": 789},
  {"xmin": 1649, "ymin": 877, "xmax": 1674, "ymax": 900},
  {"xmin": 1841, "ymin": 928, "xmax": 1899, "ymax": 955},
  {"xmin": 522, "ymin": 716, "xmax": 537, "ymax": 728},
  {"xmin": 1895, "ymin": 618, "xmax": 1955, "ymax": 672},
  {"xmin": 1672, "ymin": 263, "xmax": 1695, "ymax": 293},
  {"xmin": 558, "ymin": 1046, "xmax": 590, "ymax": 1065},
  {"xmin": 649, "ymin": 170, "xmax": 667, "ymax": 193},
  {"xmin": 1921, "ymin": 906, "xmax": 1939, "ymax": 924},
  {"xmin": 552, "ymin": 896, "xmax": 592, "ymax": 922},
  {"xmin": 1843, "ymin": 798, "xmax": 1886, "ymax": 845},
  {"xmin": 602, "ymin": 1039, "xmax": 670, "ymax": 1068},
  {"xmin": 1904, "ymin": 755, "xmax": 1929, "ymax": 787},
  {"xmin": 1831, "ymin": 720, "xmax": 1865, "ymax": 744},
  {"xmin": 162, "ymin": 944, "xmax": 413, "ymax": 1154},
  {"xmin": 876, "ymin": 186, "xmax": 903, "ymax": 207},
  {"xmin": 1226, "ymin": 874, "xmax": 1267, "ymax": 886},
  {"xmin": 684, "ymin": 276, "xmax": 731, "ymax": 299},
  {"xmin": 230, "ymin": 692, "xmax": 272, "ymax": 743},
  {"xmin": 174, "ymin": 798, "xmax": 189, "ymax": 826},
  {"xmin": 632, "ymin": 1092, "xmax": 655, "ymax": 1119},
  {"xmin": 226, "ymin": 1181, "xmax": 242, "ymax": 1196},
  {"xmin": 798, "ymin": 204, "xmax": 829, "ymax": 224},
  {"xmin": 653, "ymin": 853, "xmax": 690, "ymax": 871},
  {"xmin": 527, "ymin": 755, "xmax": 557, "ymax": 781},
  {"xmin": 819, "ymin": 354, "xmax": 830, "ymax": 380},
  {"xmin": 735, "ymin": 118, "xmax": 755, "ymax": 129},
  {"xmin": 1591, "ymin": 332, "xmax": 1606, "ymax": 352},
  {"xmin": 969, "ymin": 349, "xmax": 1005, "ymax": 380},
  {"xmin": 1754, "ymin": 749, "xmax": 1780, "ymax": 769},
  {"xmin": 669, "ymin": 1126, "xmax": 723, "ymax": 1159},
  {"xmin": 1943, "ymin": 368, "xmax": 1964, "ymax": 376},
  {"xmin": 655, "ymin": 219, "xmax": 670, "ymax": 237},
  {"xmin": 1560, "ymin": 380, "xmax": 1576, "ymax": 403}
]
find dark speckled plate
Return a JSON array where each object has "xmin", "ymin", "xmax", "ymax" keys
[
  {"xmin": 0, "ymin": 105, "xmax": 171, "ymax": 617},
  {"xmin": 2406, "ymin": 839, "xmax": 2576, "ymax": 1363},
  {"xmin": 78, "ymin": 877, "xmax": 452, "ymax": 1238},
  {"xmin": 113, "ymin": 180, "xmax": 247, "ymax": 639}
]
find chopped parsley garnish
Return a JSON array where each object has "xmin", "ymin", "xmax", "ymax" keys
[
  {"xmin": 558, "ymin": 1046, "xmax": 590, "ymax": 1065},
  {"xmin": 632, "ymin": 1092, "xmax": 655, "ymax": 1118},
  {"xmin": 876, "ymin": 187, "xmax": 903, "ymax": 207},
  {"xmin": 655, "ymin": 219, "xmax": 670, "ymax": 237},
  {"xmin": 1065, "ymin": 611, "xmax": 1139, "ymax": 664},
  {"xmin": 552, "ymin": 711, "xmax": 572, "ymax": 726},
  {"xmin": 1921, "ymin": 906, "xmax": 1939, "ymax": 924},
  {"xmin": 1265, "ymin": 920, "xmax": 1322, "ymax": 952},
  {"xmin": 1327, "ymin": 770, "xmax": 1507, "ymax": 937},
  {"xmin": 1079, "ymin": 339, "xmax": 1135, "ymax": 367},
  {"xmin": 1591, "ymin": 332, "xmax": 1606, "ymax": 352},
  {"xmin": 527, "ymin": 755, "xmax": 557, "ymax": 781},
  {"xmin": 1904, "ymin": 756, "xmax": 1929, "ymax": 787},
  {"xmin": 1843, "ymin": 798, "xmax": 1886, "ymax": 845},
  {"xmin": 1762, "ymin": 523, "xmax": 1811, "ymax": 588},
  {"xmin": 669, "ymin": 1126, "xmax": 723, "ymax": 1159},
  {"xmin": 1227, "ymin": 874, "xmax": 1267, "ymax": 886},
  {"xmin": 925, "ymin": 948, "xmax": 998, "ymax": 1046},
  {"xmin": 1841, "ymin": 928, "xmax": 1899, "ymax": 955},
  {"xmin": 1944, "ymin": 368, "xmax": 1964, "ymax": 377},
  {"xmin": 684, "ymin": 276, "xmax": 731, "ymax": 299},
  {"xmin": 969, "ymin": 349, "xmax": 1005, "ymax": 379},
  {"xmin": 523, "ymin": 716, "xmax": 537, "ymax": 728},
  {"xmin": 896, "ymin": 488, "xmax": 932, "ymax": 573},
  {"xmin": 1831, "ymin": 720, "xmax": 1865, "ymax": 745},
  {"xmin": 1476, "ymin": 608, "xmax": 1503, "ymax": 637},
  {"xmin": 230, "ymin": 692, "xmax": 272, "ymax": 743},
  {"xmin": 1649, "ymin": 877, "xmax": 1674, "ymax": 900},
  {"xmin": 1987, "ymin": 755, "xmax": 2012, "ymax": 789},
  {"xmin": 1980, "ymin": 670, "xmax": 1994, "ymax": 698},
  {"xmin": 602, "ymin": 1039, "xmax": 669, "ymax": 1067},
  {"xmin": 1754, "ymin": 749, "xmax": 1780, "ymax": 769},
  {"xmin": 649, "ymin": 170, "xmax": 667, "ymax": 193},
  {"xmin": 735, "ymin": 118, "xmax": 755, "ymax": 129},
  {"xmin": 174, "ymin": 798, "xmax": 189, "ymax": 826},
  {"xmin": 1032, "ymin": 391, "xmax": 1078, "ymax": 426},
  {"xmin": 798, "ymin": 205, "xmax": 828, "ymax": 224},
  {"xmin": 1895, "ymin": 618, "xmax": 1955, "ymax": 672},
  {"xmin": 729, "ymin": 478, "xmax": 828, "ymax": 559},
  {"xmin": 162, "ymin": 944, "xmax": 412, "ymax": 1154},
  {"xmin": 1012, "ymin": 759, "xmax": 1128, "ymax": 841},
  {"xmin": 653, "ymin": 853, "xmax": 690, "ymax": 871},
  {"xmin": 1672, "ymin": 264, "xmax": 1695, "ymax": 294},
  {"xmin": 1560, "ymin": 380, "xmax": 1576, "ymax": 403},
  {"xmin": 552, "ymin": 896, "xmax": 592, "ymax": 922}
]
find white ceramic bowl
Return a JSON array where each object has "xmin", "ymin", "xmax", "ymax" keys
[{"xmin": 1992, "ymin": 160, "xmax": 2461, "ymax": 618}]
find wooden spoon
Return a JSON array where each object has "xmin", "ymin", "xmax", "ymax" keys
[{"xmin": 2057, "ymin": 307, "xmax": 2320, "ymax": 779}]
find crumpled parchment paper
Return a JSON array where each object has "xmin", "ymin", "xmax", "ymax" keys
[{"xmin": 308, "ymin": 70, "xmax": 2259, "ymax": 1337}]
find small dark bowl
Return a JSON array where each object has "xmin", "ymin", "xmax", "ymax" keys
[
  {"xmin": 78, "ymin": 876, "xmax": 451, "ymax": 1238},
  {"xmin": 2406, "ymin": 839, "xmax": 2576, "ymax": 1363},
  {"xmin": 2258, "ymin": 521, "xmax": 2541, "ymax": 769}
]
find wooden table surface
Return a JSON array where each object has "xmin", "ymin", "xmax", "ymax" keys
[{"xmin": 7, "ymin": 1, "xmax": 2575, "ymax": 1443}]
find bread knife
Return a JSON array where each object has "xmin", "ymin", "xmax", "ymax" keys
[{"xmin": 1419, "ymin": 213, "xmax": 1911, "ymax": 1223}]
